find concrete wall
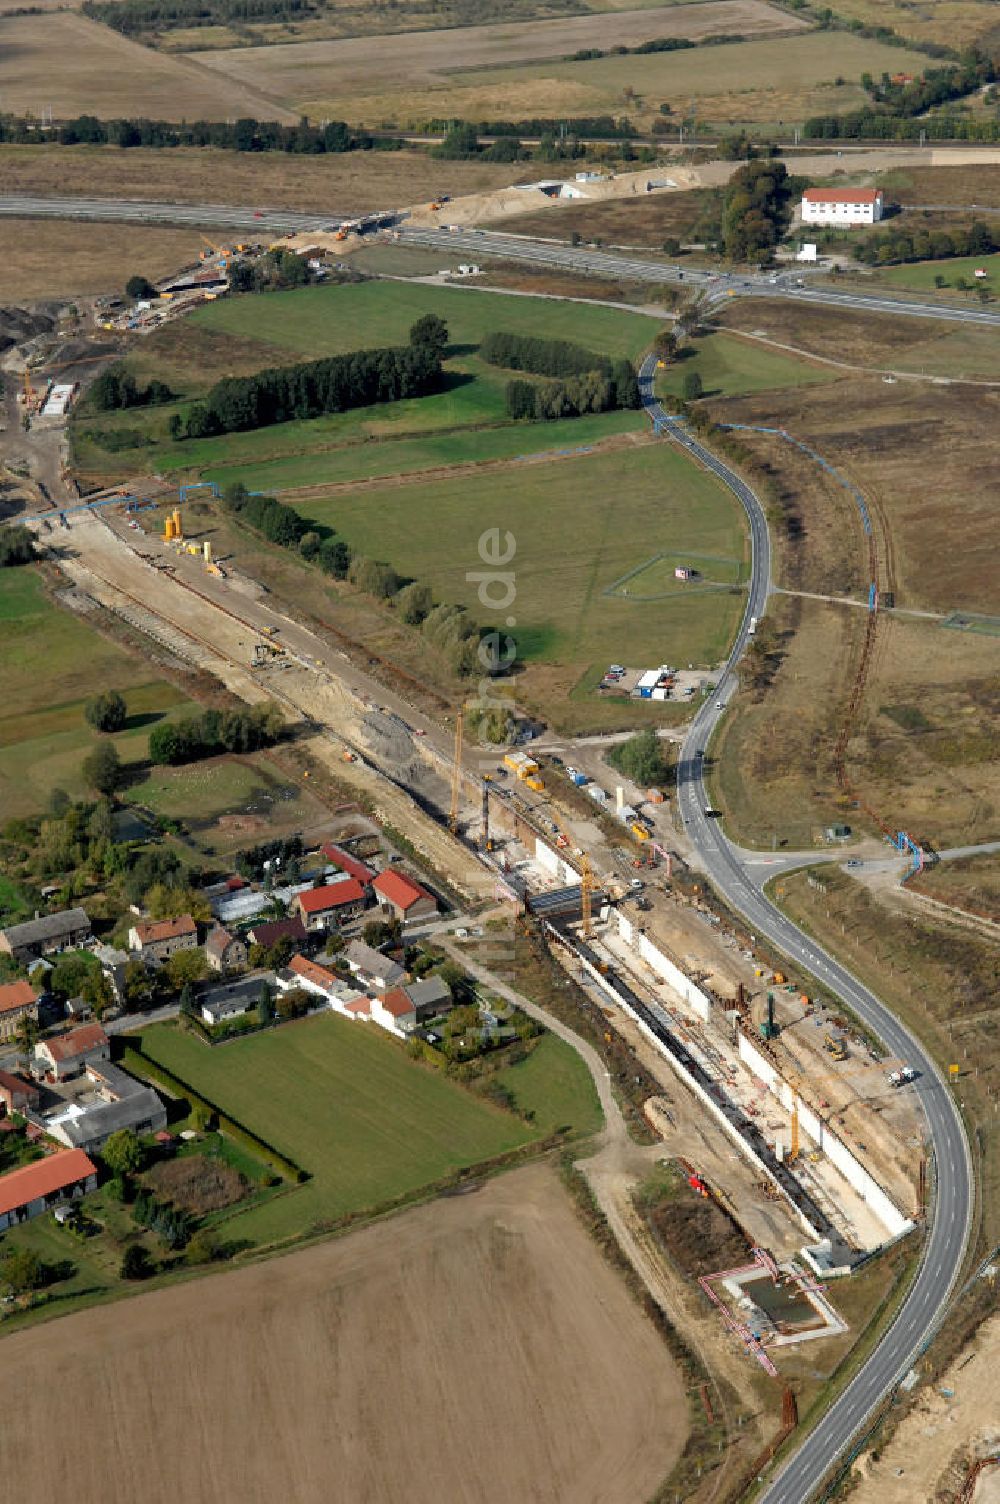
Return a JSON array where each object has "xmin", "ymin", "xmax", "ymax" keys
[
  {"xmin": 534, "ymin": 837, "xmax": 578, "ymax": 887},
  {"xmin": 568, "ymin": 939, "xmax": 823, "ymax": 1241},
  {"xmin": 737, "ymin": 1032, "xmax": 913, "ymax": 1241},
  {"xmin": 615, "ymin": 910, "xmax": 712, "ymax": 1022}
]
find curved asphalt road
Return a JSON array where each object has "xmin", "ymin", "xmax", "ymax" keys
[{"xmin": 637, "ymin": 354, "xmax": 974, "ymax": 1502}]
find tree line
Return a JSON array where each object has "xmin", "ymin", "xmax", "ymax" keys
[
  {"xmin": 148, "ymin": 704, "xmax": 284, "ymax": 766},
  {"xmin": 481, "ymin": 330, "xmax": 618, "ymax": 377},
  {"xmin": 481, "ymin": 330, "xmax": 640, "ymax": 419},
  {"xmin": 84, "ymin": 0, "xmax": 314, "ymax": 33},
  {"xmin": 851, "ymin": 219, "xmax": 999, "ymax": 268},
  {"xmin": 89, "ymin": 363, "xmax": 174, "ymax": 413},
  {"xmin": 174, "ymin": 331, "xmax": 444, "ymax": 442},
  {"xmin": 803, "ymin": 51, "xmax": 1000, "ymax": 142},
  {"xmin": 567, "ymin": 30, "xmax": 741, "ymax": 61},
  {"xmin": 0, "ymin": 112, "xmax": 386, "ymax": 155}
]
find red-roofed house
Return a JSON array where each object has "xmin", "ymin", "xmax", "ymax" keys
[
  {"xmin": 0, "ymin": 979, "xmax": 39, "ymax": 1044},
  {"xmin": 295, "ymin": 879, "xmax": 368, "ymax": 931},
  {"xmin": 320, "ymin": 842, "xmax": 375, "ymax": 885},
  {"xmin": 0, "ymin": 1149, "xmax": 98, "ymax": 1232},
  {"xmin": 801, "ymin": 187, "xmax": 883, "ymax": 227},
  {"xmin": 128, "ymin": 914, "xmax": 198, "ymax": 964},
  {"xmin": 286, "ymin": 953, "xmax": 339, "ymax": 998},
  {"xmin": 371, "ymin": 870, "xmax": 438, "ymax": 923},
  {"xmin": 0, "ymin": 1069, "xmax": 40, "ymax": 1116},
  {"xmin": 370, "ymin": 986, "xmax": 418, "ymax": 1038},
  {"xmin": 34, "ymin": 1022, "xmax": 110, "ymax": 1082}
]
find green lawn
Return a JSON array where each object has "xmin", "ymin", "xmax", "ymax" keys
[
  {"xmin": 655, "ymin": 332, "xmax": 837, "ymax": 402},
  {"xmin": 0, "ymin": 871, "xmax": 29, "ymax": 922},
  {"xmin": 137, "ymin": 1015, "xmax": 538, "ymax": 1244},
  {"xmin": 72, "ymin": 280, "xmax": 658, "ymax": 483},
  {"xmin": 871, "ymin": 251, "xmax": 1000, "ymax": 294},
  {"xmin": 494, "ymin": 1034, "xmax": 603, "ymax": 1139},
  {"xmin": 299, "ymin": 442, "xmax": 748, "ymax": 675},
  {"xmin": 0, "ymin": 568, "xmax": 198, "ymax": 817},
  {"xmin": 191, "ymin": 280, "xmax": 659, "ymax": 362},
  {"xmin": 203, "ymin": 409, "xmax": 644, "ymax": 493}
]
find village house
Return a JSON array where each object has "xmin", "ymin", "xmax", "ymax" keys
[
  {"xmin": 371, "ymin": 870, "xmax": 439, "ymax": 924},
  {"xmin": 128, "ymin": 914, "xmax": 198, "ymax": 965},
  {"xmin": 0, "ymin": 1149, "xmax": 98, "ymax": 1233},
  {"xmin": 199, "ymin": 975, "xmax": 277, "ymax": 1028},
  {"xmin": 402, "ymin": 976, "xmax": 453, "ymax": 1021},
  {"xmin": 278, "ymin": 954, "xmax": 366, "ymax": 1014},
  {"xmin": 34, "ymin": 1022, "xmax": 110, "ymax": 1083},
  {"xmin": 370, "ymin": 986, "xmax": 419, "ymax": 1038},
  {"xmin": 0, "ymin": 1069, "xmax": 40, "ymax": 1116},
  {"xmin": 295, "ymin": 879, "xmax": 368, "ymax": 933},
  {"xmin": 0, "ymin": 907, "xmax": 91, "ymax": 964},
  {"xmin": 205, "ymin": 926, "xmax": 248, "ymax": 974},
  {"xmin": 45, "ymin": 1061, "xmax": 167, "ymax": 1153},
  {"xmin": 0, "ymin": 979, "xmax": 40, "ymax": 1044},
  {"xmin": 342, "ymin": 939, "xmax": 405, "ymax": 990},
  {"xmin": 246, "ymin": 916, "xmax": 308, "ymax": 951}
]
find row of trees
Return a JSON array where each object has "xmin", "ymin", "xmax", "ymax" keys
[
  {"xmin": 148, "ymin": 704, "xmax": 284, "ymax": 766},
  {"xmin": 505, "ymin": 366, "xmax": 639, "ymax": 420},
  {"xmin": 84, "ymin": 0, "xmax": 314, "ymax": 33},
  {"xmin": 722, "ymin": 158, "xmax": 796, "ymax": 262},
  {"xmin": 0, "ymin": 112, "xmax": 383, "ymax": 155},
  {"xmin": 89, "ymin": 363, "xmax": 173, "ymax": 412},
  {"xmin": 852, "ymin": 219, "xmax": 999, "ymax": 267},
  {"xmin": 0, "ymin": 525, "xmax": 36, "ymax": 568},
  {"xmin": 223, "ymin": 484, "xmax": 353, "ymax": 577},
  {"xmin": 175, "ymin": 317, "xmax": 447, "ymax": 440},
  {"xmin": 481, "ymin": 330, "xmax": 617, "ymax": 379}
]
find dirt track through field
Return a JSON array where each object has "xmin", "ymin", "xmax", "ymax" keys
[{"xmin": 0, "ymin": 1164, "xmax": 688, "ymax": 1504}]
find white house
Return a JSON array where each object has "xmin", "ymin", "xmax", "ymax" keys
[{"xmin": 801, "ymin": 188, "xmax": 883, "ymax": 227}]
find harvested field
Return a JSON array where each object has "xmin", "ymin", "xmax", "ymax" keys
[
  {"xmin": 0, "ymin": 1163, "xmax": 689, "ymax": 1504},
  {"xmin": 502, "ymin": 186, "xmax": 718, "ymax": 247},
  {"xmin": 192, "ymin": 0, "xmax": 805, "ymax": 119},
  {"xmin": 910, "ymin": 853, "xmax": 1000, "ymax": 925},
  {"xmin": 817, "ymin": 0, "xmax": 1000, "ymax": 51},
  {"xmin": 0, "ymin": 12, "xmax": 293, "ymax": 120},
  {"xmin": 0, "ymin": 144, "xmax": 523, "ymax": 215},
  {"xmin": 879, "ymin": 163, "xmax": 1000, "ymax": 211},
  {"xmin": 0, "ymin": 218, "xmax": 204, "ymax": 301}
]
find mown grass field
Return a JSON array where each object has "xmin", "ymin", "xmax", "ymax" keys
[
  {"xmin": 655, "ymin": 332, "xmax": 837, "ymax": 402},
  {"xmin": 138, "ymin": 1014, "xmax": 540, "ymax": 1244},
  {"xmin": 495, "ymin": 1034, "xmax": 603, "ymax": 1139},
  {"xmin": 298, "ymin": 441, "xmax": 747, "ymax": 704},
  {"xmin": 867, "ymin": 251, "xmax": 1000, "ymax": 295},
  {"xmin": 0, "ymin": 568, "xmax": 197, "ymax": 817},
  {"xmin": 73, "ymin": 281, "xmax": 658, "ymax": 486}
]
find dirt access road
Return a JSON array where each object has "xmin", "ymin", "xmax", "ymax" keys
[
  {"xmin": 0, "ymin": 1164, "xmax": 687, "ymax": 1504},
  {"xmin": 49, "ymin": 510, "xmax": 493, "ymax": 899}
]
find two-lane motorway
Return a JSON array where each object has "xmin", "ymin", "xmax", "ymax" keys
[{"xmin": 637, "ymin": 354, "xmax": 974, "ymax": 1502}]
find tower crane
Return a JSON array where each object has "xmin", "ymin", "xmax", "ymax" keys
[{"xmin": 449, "ymin": 707, "xmax": 464, "ymax": 835}]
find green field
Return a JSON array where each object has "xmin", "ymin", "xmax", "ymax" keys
[
  {"xmin": 869, "ymin": 251, "xmax": 1000, "ymax": 294},
  {"xmin": 72, "ymin": 281, "xmax": 657, "ymax": 484},
  {"xmin": 655, "ymin": 332, "xmax": 837, "ymax": 402},
  {"xmin": 0, "ymin": 568, "xmax": 197, "ymax": 817},
  {"xmin": 298, "ymin": 442, "xmax": 747, "ymax": 695},
  {"xmin": 138, "ymin": 1014, "xmax": 539, "ymax": 1243},
  {"xmin": 494, "ymin": 1034, "xmax": 603, "ymax": 1139}
]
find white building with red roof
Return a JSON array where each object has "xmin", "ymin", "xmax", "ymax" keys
[
  {"xmin": 0, "ymin": 1149, "xmax": 98, "ymax": 1233},
  {"xmin": 801, "ymin": 187, "xmax": 883, "ymax": 227}
]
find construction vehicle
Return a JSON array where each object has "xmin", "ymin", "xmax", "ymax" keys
[
  {"xmin": 824, "ymin": 1032, "xmax": 848, "ymax": 1061},
  {"xmin": 759, "ymin": 992, "xmax": 780, "ymax": 1041},
  {"xmin": 630, "ymin": 821, "xmax": 650, "ymax": 843}
]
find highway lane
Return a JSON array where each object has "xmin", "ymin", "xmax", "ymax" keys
[
  {"xmin": 637, "ymin": 354, "xmax": 975, "ymax": 1501},
  {"xmin": 3, "ymin": 191, "xmax": 1000, "ymax": 327}
]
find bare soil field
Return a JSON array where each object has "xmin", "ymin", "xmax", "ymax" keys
[
  {"xmin": 502, "ymin": 185, "xmax": 717, "ymax": 246},
  {"xmin": 0, "ymin": 219, "xmax": 205, "ymax": 300},
  {"xmin": 910, "ymin": 852, "xmax": 1000, "ymax": 924},
  {"xmin": 880, "ymin": 163, "xmax": 1000, "ymax": 211},
  {"xmin": 192, "ymin": 0, "xmax": 805, "ymax": 119},
  {"xmin": 0, "ymin": 144, "xmax": 520, "ymax": 213},
  {"xmin": 0, "ymin": 11, "xmax": 294, "ymax": 120},
  {"xmin": 0, "ymin": 1163, "xmax": 689, "ymax": 1504}
]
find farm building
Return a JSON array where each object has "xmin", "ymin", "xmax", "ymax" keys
[
  {"xmin": 199, "ymin": 974, "xmax": 277, "ymax": 1027},
  {"xmin": 0, "ymin": 979, "xmax": 40, "ymax": 1044},
  {"xmin": 295, "ymin": 879, "xmax": 369, "ymax": 931},
  {"xmin": 343, "ymin": 939, "xmax": 405, "ymax": 990},
  {"xmin": 0, "ymin": 907, "xmax": 91, "ymax": 963},
  {"xmin": 34, "ymin": 1022, "xmax": 110, "ymax": 1082},
  {"xmin": 128, "ymin": 914, "xmax": 198, "ymax": 964},
  {"xmin": 801, "ymin": 188, "xmax": 884, "ymax": 227},
  {"xmin": 205, "ymin": 926, "xmax": 247, "ymax": 974},
  {"xmin": 0, "ymin": 1069, "xmax": 40, "ymax": 1116},
  {"xmin": 402, "ymin": 977, "xmax": 453, "ymax": 1020},
  {"xmin": 319, "ymin": 843, "xmax": 375, "ymax": 885},
  {"xmin": 0, "ymin": 1149, "xmax": 98, "ymax": 1233},
  {"xmin": 45, "ymin": 1062, "xmax": 167, "ymax": 1152},
  {"xmin": 246, "ymin": 916, "xmax": 308, "ymax": 951},
  {"xmin": 371, "ymin": 870, "xmax": 439, "ymax": 924}
]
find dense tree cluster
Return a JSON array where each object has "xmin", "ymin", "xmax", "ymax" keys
[
  {"xmin": 481, "ymin": 331, "xmax": 614, "ymax": 378},
  {"xmin": 804, "ymin": 50, "xmax": 1000, "ymax": 141},
  {"xmin": 852, "ymin": 219, "xmax": 999, "ymax": 267},
  {"xmin": 0, "ymin": 527, "xmax": 36, "ymax": 567},
  {"xmin": 176, "ymin": 329, "xmax": 443, "ymax": 440},
  {"xmin": 89, "ymin": 363, "xmax": 173, "ymax": 412},
  {"xmin": 148, "ymin": 704, "xmax": 284, "ymax": 766},
  {"xmin": 859, "ymin": 52, "xmax": 997, "ymax": 116},
  {"xmin": 0, "ymin": 111, "xmax": 382, "ymax": 154},
  {"xmin": 505, "ymin": 365, "xmax": 639, "ymax": 420},
  {"xmin": 84, "ymin": 0, "xmax": 314, "ymax": 33},
  {"xmin": 229, "ymin": 247, "xmax": 314, "ymax": 294},
  {"xmin": 606, "ymin": 728, "xmax": 669, "ymax": 786},
  {"xmin": 133, "ymin": 1188, "xmax": 191, "ymax": 1250},
  {"xmin": 721, "ymin": 158, "xmax": 795, "ymax": 262}
]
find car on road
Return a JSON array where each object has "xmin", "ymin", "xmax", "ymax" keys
[
  {"xmin": 715, "ymin": 700, "xmax": 723, "ymax": 709},
  {"xmin": 846, "ymin": 858, "xmax": 861, "ymax": 868}
]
